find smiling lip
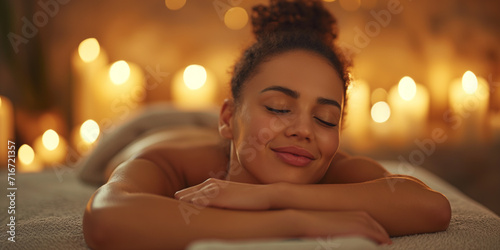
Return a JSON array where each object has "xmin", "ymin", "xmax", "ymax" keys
[{"xmin": 272, "ymin": 146, "xmax": 315, "ymax": 167}]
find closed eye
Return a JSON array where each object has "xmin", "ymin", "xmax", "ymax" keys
[
  {"xmin": 314, "ymin": 117, "xmax": 337, "ymax": 127},
  {"xmin": 266, "ymin": 106, "xmax": 290, "ymax": 114}
]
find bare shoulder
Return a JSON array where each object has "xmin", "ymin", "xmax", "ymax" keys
[
  {"xmin": 106, "ymin": 127, "xmax": 229, "ymax": 197},
  {"xmin": 319, "ymin": 151, "xmax": 390, "ymax": 184}
]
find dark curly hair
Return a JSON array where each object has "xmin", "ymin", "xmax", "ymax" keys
[{"xmin": 230, "ymin": 0, "xmax": 350, "ymax": 116}]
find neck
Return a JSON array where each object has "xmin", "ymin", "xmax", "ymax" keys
[{"xmin": 223, "ymin": 143, "xmax": 261, "ymax": 184}]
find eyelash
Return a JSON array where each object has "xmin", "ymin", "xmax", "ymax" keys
[
  {"xmin": 314, "ymin": 117, "xmax": 337, "ymax": 127},
  {"xmin": 266, "ymin": 106, "xmax": 290, "ymax": 114},
  {"xmin": 265, "ymin": 106, "xmax": 337, "ymax": 127}
]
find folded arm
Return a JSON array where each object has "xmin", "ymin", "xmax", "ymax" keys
[
  {"xmin": 84, "ymin": 157, "xmax": 392, "ymax": 249},
  {"xmin": 177, "ymin": 154, "xmax": 451, "ymax": 236}
]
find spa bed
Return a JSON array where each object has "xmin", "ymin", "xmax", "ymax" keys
[{"xmin": 1, "ymin": 106, "xmax": 499, "ymax": 249}]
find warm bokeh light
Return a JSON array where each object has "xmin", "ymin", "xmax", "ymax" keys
[
  {"xmin": 80, "ymin": 119, "xmax": 100, "ymax": 144},
  {"xmin": 323, "ymin": 0, "xmax": 336, "ymax": 2},
  {"xmin": 42, "ymin": 129, "xmax": 60, "ymax": 151},
  {"xmin": 183, "ymin": 64, "xmax": 207, "ymax": 90},
  {"xmin": 371, "ymin": 101, "xmax": 391, "ymax": 123},
  {"xmin": 224, "ymin": 7, "xmax": 248, "ymax": 30},
  {"xmin": 109, "ymin": 60, "xmax": 131, "ymax": 85},
  {"xmin": 165, "ymin": 0, "xmax": 186, "ymax": 10},
  {"xmin": 19, "ymin": 144, "xmax": 35, "ymax": 165},
  {"xmin": 462, "ymin": 71, "xmax": 478, "ymax": 94},
  {"xmin": 398, "ymin": 76, "xmax": 417, "ymax": 101},
  {"xmin": 78, "ymin": 38, "xmax": 100, "ymax": 63},
  {"xmin": 371, "ymin": 88, "xmax": 388, "ymax": 104},
  {"xmin": 339, "ymin": 0, "xmax": 361, "ymax": 11},
  {"xmin": 0, "ymin": 96, "xmax": 2, "ymax": 108}
]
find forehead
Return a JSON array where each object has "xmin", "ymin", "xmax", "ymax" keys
[{"xmin": 244, "ymin": 50, "xmax": 344, "ymax": 104}]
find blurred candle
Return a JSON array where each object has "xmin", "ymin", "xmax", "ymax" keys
[
  {"xmin": 449, "ymin": 71, "xmax": 489, "ymax": 142},
  {"xmin": 72, "ymin": 119, "xmax": 101, "ymax": 155},
  {"xmin": 94, "ymin": 60, "xmax": 145, "ymax": 123},
  {"xmin": 18, "ymin": 144, "xmax": 43, "ymax": 173},
  {"xmin": 388, "ymin": 76, "xmax": 429, "ymax": 144},
  {"xmin": 72, "ymin": 38, "xmax": 108, "ymax": 125},
  {"xmin": 172, "ymin": 64, "xmax": 217, "ymax": 110},
  {"xmin": 34, "ymin": 129, "xmax": 67, "ymax": 166},
  {"xmin": 0, "ymin": 96, "xmax": 14, "ymax": 167},
  {"xmin": 370, "ymin": 101, "xmax": 391, "ymax": 140},
  {"xmin": 343, "ymin": 80, "xmax": 370, "ymax": 148}
]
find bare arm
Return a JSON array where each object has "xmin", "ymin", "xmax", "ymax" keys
[
  {"xmin": 176, "ymin": 154, "xmax": 451, "ymax": 237},
  {"xmin": 271, "ymin": 176, "xmax": 451, "ymax": 236},
  {"xmin": 83, "ymin": 158, "xmax": 302, "ymax": 249},
  {"xmin": 83, "ymin": 156, "xmax": 391, "ymax": 249},
  {"xmin": 276, "ymin": 154, "xmax": 451, "ymax": 236}
]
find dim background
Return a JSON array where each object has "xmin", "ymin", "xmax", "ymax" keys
[{"xmin": 0, "ymin": 0, "xmax": 499, "ymax": 215}]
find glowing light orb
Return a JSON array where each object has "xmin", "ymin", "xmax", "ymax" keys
[
  {"xmin": 78, "ymin": 38, "xmax": 100, "ymax": 63},
  {"xmin": 371, "ymin": 101, "xmax": 391, "ymax": 123},
  {"xmin": 109, "ymin": 60, "xmax": 131, "ymax": 85},
  {"xmin": 42, "ymin": 129, "xmax": 59, "ymax": 151},
  {"xmin": 80, "ymin": 119, "xmax": 100, "ymax": 144},
  {"xmin": 165, "ymin": 0, "xmax": 186, "ymax": 10},
  {"xmin": 19, "ymin": 144, "xmax": 35, "ymax": 165},
  {"xmin": 462, "ymin": 71, "xmax": 478, "ymax": 94},
  {"xmin": 183, "ymin": 64, "xmax": 207, "ymax": 90},
  {"xmin": 398, "ymin": 76, "xmax": 417, "ymax": 101},
  {"xmin": 224, "ymin": 7, "xmax": 248, "ymax": 30}
]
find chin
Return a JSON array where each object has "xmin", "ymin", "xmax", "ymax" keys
[{"xmin": 257, "ymin": 169, "xmax": 321, "ymax": 184}]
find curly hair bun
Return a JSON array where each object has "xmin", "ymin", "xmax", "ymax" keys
[{"xmin": 251, "ymin": 0, "xmax": 338, "ymax": 45}]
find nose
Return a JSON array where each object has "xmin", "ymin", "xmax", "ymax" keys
[{"xmin": 284, "ymin": 113, "xmax": 314, "ymax": 142}]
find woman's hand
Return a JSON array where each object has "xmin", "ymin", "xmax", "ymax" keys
[{"xmin": 174, "ymin": 178, "xmax": 276, "ymax": 210}]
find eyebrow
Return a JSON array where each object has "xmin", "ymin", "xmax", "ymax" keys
[
  {"xmin": 260, "ymin": 85, "xmax": 299, "ymax": 98},
  {"xmin": 317, "ymin": 97, "xmax": 341, "ymax": 109},
  {"xmin": 260, "ymin": 85, "xmax": 341, "ymax": 109}
]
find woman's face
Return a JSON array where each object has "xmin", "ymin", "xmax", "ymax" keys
[{"xmin": 220, "ymin": 50, "xmax": 344, "ymax": 184}]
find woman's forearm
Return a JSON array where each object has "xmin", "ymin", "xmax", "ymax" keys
[
  {"xmin": 84, "ymin": 184, "xmax": 299, "ymax": 250},
  {"xmin": 271, "ymin": 176, "xmax": 451, "ymax": 236}
]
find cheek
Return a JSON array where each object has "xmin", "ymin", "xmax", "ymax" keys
[
  {"xmin": 243, "ymin": 112, "xmax": 279, "ymax": 146},
  {"xmin": 318, "ymin": 131, "xmax": 340, "ymax": 160}
]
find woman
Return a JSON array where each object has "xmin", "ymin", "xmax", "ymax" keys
[{"xmin": 83, "ymin": 0, "xmax": 451, "ymax": 249}]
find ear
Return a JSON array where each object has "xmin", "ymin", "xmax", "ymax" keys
[{"xmin": 219, "ymin": 98, "xmax": 236, "ymax": 139}]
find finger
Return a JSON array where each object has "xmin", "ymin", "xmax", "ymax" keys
[
  {"xmin": 198, "ymin": 183, "xmax": 221, "ymax": 198},
  {"xmin": 174, "ymin": 187, "xmax": 195, "ymax": 199},
  {"xmin": 367, "ymin": 218, "xmax": 391, "ymax": 245},
  {"xmin": 174, "ymin": 182, "xmax": 208, "ymax": 199},
  {"xmin": 178, "ymin": 185, "xmax": 220, "ymax": 204},
  {"xmin": 364, "ymin": 229, "xmax": 392, "ymax": 245}
]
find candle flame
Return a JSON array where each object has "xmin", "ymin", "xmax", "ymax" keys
[
  {"xmin": 371, "ymin": 101, "xmax": 391, "ymax": 123},
  {"xmin": 80, "ymin": 119, "xmax": 100, "ymax": 144},
  {"xmin": 42, "ymin": 129, "xmax": 60, "ymax": 151},
  {"xmin": 183, "ymin": 64, "xmax": 207, "ymax": 90},
  {"xmin": 78, "ymin": 38, "xmax": 100, "ymax": 63},
  {"xmin": 462, "ymin": 71, "xmax": 478, "ymax": 94},
  {"xmin": 109, "ymin": 60, "xmax": 131, "ymax": 85},
  {"xmin": 19, "ymin": 144, "xmax": 35, "ymax": 165},
  {"xmin": 398, "ymin": 76, "xmax": 417, "ymax": 101}
]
